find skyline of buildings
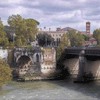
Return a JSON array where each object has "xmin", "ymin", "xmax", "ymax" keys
[{"xmin": 37, "ymin": 22, "xmax": 94, "ymax": 47}]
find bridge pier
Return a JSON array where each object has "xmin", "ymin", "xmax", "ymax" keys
[{"xmin": 75, "ymin": 50, "xmax": 86, "ymax": 82}]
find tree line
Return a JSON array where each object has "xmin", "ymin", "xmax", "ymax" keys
[{"xmin": 0, "ymin": 14, "xmax": 100, "ymax": 48}]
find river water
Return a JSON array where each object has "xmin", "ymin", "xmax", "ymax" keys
[{"xmin": 0, "ymin": 79, "xmax": 100, "ymax": 100}]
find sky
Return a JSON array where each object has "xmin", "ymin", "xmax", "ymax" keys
[{"xmin": 0, "ymin": 0, "xmax": 100, "ymax": 33}]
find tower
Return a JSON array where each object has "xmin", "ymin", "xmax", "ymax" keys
[{"xmin": 86, "ymin": 22, "xmax": 90, "ymax": 34}]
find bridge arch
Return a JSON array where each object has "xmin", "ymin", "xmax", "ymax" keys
[
  {"xmin": 17, "ymin": 55, "xmax": 32, "ymax": 66},
  {"xmin": 16, "ymin": 55, "xmax": 33, "ymax": 76},
  {"xmin": 16, "ymin": 54, "xmax": 32, "ymax": 64}
]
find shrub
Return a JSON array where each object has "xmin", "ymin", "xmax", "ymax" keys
[{"xmin": 0, "ymin": 59, "xmax": 12, "ymax": 87}]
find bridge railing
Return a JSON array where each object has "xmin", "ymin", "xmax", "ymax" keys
[
  {"xmin": 64, "ymin": 47, "xmax": 83, "ymax": 55},
  {"xmin": 85, "ymin": 48, "xmax": 100, "ymax": 56},
  {"xmin": 64, "ymin": 47, "xmax": 100, "ymax": 56}
]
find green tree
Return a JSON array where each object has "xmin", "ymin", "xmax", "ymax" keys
[
  {"xmin": 8, "ymin": 42, "xmax": 15, "ymax": 49},
  {"xmin": 82, "ymin": 34, "xmax": 90, "ymax": 41},
  {"xmin": 68, "ymin": 30, "xmax": 85, "ymax": 47},
  {"xmin": 4, "ymin": 26, "xmax": 15, "ymax": 42},
  {"xmin": 7, "ymin": 14, "xmax": 39, "ymax": 46},
  {"xmin": 15, "ymin": 37, "xmax": 23, "ymax": 47},
  {"xmin": 37, "ymin": 33, "xmax": 54, "ymax": 46},
  {"xmin": 3, "ymin": 38, "xmax": 9, "ymax": 47},
  {"xmin": 24, "ymin": 18, "xmax": 39, "ymax": 42},
  {"xmin": 0, "ymin": 19, "xmax": 9, "ymax": 47},
  {"xmin": 93, "ymin": 29, "xmax": 100, "ymax": 45},
  {"xmin": 8, "ymin": 14, "xmax": 24, "ymax": 31},
  {"xmin": 57, "ymin": 33, "xmax": 70, "ymax": 60},
  {"xmin": 0, "ymin": 59, "xmax": 12, "ymax": 87}
]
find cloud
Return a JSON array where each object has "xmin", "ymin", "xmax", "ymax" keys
[{"xmin": 0, "ymin": 0, "xmax": 100, "ymax": 32}]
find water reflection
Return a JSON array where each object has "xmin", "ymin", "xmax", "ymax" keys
[{"xmin": 0, "ymin": 80, "xmax": 100, "ymax": 100}]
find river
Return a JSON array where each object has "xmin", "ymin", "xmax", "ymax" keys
[{"xmin": 0, "ymin": 79, "xmax": 100, "ymax": 100}]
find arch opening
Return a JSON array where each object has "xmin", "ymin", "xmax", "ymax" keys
[
  {"xmin": 17, "ymin": 55, "xmax": 32, "ymax": 67},
  {"xmin": 17, "ymin": 55, "xmax": 32, "ymax": 76}
]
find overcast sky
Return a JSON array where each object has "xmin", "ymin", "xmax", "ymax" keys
[{"xmin": 0, "ymin": 0, "xmax": 100, "ymax": 32}]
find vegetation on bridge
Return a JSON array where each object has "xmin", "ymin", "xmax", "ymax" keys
[
  {"xmin": 57, "ymin": 30, "xmax": 86, "ymax": 60},
  {"xmin": 0, "ymin": 59, "xmax": 12, "ymax": 87},
  {"xmin": 57, "ymin": 33, "xmax": 70, "ymax": 60}
]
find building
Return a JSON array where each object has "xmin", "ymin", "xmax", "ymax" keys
[
  {"xmin": 37, "ymin": 30, "xmax": 65, "ymax": 46},
  {"xmin": 89, "ymin": 37, "xmax": 97, "ymax": 46},
  {"xmin": 86, "ymin": 22, "xmax": 90, "ymax": 35},
  {"xmin": 81, "ymin": 22, "xmax": 91, "ymax": 35},
  {"xmin": 38, "ymin": 27, "xmax": 79, "ymax": 47},
  {"xmin": 38, "ymin": 22, "xmax": 92, "ymax": 47},
  {"xmin": 41, "ymin": 47, "xmax": 56, "ymax": 76}
]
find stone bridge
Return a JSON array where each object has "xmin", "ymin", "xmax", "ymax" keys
[
  {"xmin": 13, "ymin": 46, "xmax": 100, "ymax": 82},
  {"xmin": 13, "ymin": 47, "xmax": 56, "ymax": 79},
  {"xmin": 59, "ymin": 47, "xmax": 100, "ymax": 82},
  {"xmin": 13, "ymin": 47, "xmax": 43, "ymax": 77}
]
